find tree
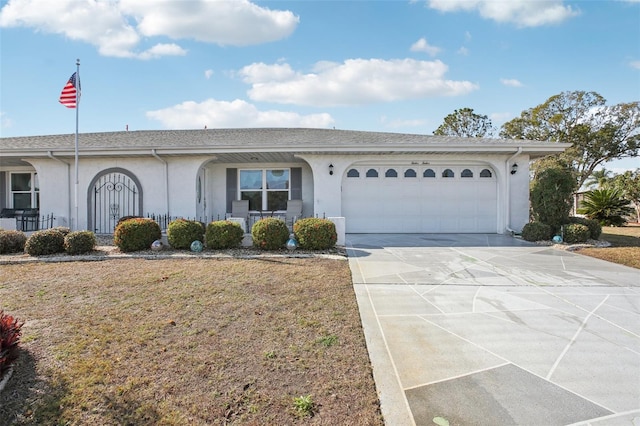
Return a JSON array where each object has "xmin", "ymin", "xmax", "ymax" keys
[
  {"xmin": 500, "ymin": 91, "xmax": 640, "ymax": 190},
  {"xmin": 530, "ymin": 166, "xmax": 575, "ymax": 233},
  {"xmin": 584, "ymin": 168, "xmax": 613, "ymax": 190},
  {"xmin": 434, "ymin": 108, "xmax": 494, "ymax": 138},
  {"xmin": 577, "ymin": 188, "xmax": 633, "ymax": 226},
  {"xmin": 610, "ymin": 169, "xmax": 640, "ymax": 222}
]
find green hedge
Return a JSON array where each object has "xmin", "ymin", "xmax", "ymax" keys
[
  {"xmin": 24, "ymin": 229, "xmax": 66, "ymax": 256},
  {"xmin": 293, "ymin": 218, "xmax": 337, "ymax": 250},
  {"xmin": 252, "ymin": 217, "xmax": 289, "ymax": 250},
  {"xmin": 168, "ymin": 219, "xmax": 205, "ymax": 249},
  {"xmin": 0, "ymin": 230, "xmax": 27, "ymax": 254},
  {"xmin": 114, "ymin": 218, "xmax": 162, "ymax": 252},
  {"xmin": 521, "ymin": 222, "xmax": 552, "ymax": 242},
  {"xmin": 64, "ymin": 230, "xmax": 97, "ymax": 255},
  {"xmin": 205, "ymin": 220, "xmax": 244, "ymax": 249}
]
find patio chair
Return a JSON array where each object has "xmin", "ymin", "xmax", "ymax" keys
[
  {"xmin": 227, "ymin": 200, "xmax": 249, "ymax": 232},
  {"xmin": 285, "ymin": 199, "xmax": 303, "ymax": 229}
]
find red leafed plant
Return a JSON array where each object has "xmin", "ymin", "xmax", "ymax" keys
[{"xmin": 0, "ymin": 310, "xmax": 23, "ymax": 378}]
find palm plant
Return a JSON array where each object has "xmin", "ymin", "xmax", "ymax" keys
[
  {"xmin": 584, "ymin": 169, "xmax": 612, "ymax": 190},
  {"xmin": 577, "ymin": 188, "xmax": 633, "ymax": 226}
]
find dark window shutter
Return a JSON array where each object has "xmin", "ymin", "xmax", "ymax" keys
[
  {"xmin": 0, "ymin": 172, "xmax": 6, "ymax": 209},
  {"xmin": 291, "ymin": 167, "xmax": 302, "ymax": 200},
  {"xmin": 226, "ymin": 168, "xmax": 237, "ymax": 213}
]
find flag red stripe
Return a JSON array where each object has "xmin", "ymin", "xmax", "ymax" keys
[{"xmin": 59, "ymin": 74, "xmax": 79, "ymax": 108}]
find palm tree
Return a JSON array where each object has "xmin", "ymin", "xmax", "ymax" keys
[
  {"xmin": 584, "ymin": 168, "xmax": 612, "ymax": 190},
  {"xmin": 577, "ymin": 188, "xmax": 633, "ymax": 226}
]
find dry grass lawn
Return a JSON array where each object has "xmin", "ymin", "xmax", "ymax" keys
[
  {"xmin": 0, "ymin": 257, "xmax": 383, "ymax": 425},
  {"xmin": 576, "ymin": 224, "xmax": 640, "ymax": 269}
]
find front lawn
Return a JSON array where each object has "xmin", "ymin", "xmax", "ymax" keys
[
  {"xmin": 577, "ymin": 224, "xmax": 640, "ymax": 269},
  {"xmin": 0, "ymin": 258, "xmax": 383, "ymax": 425}
]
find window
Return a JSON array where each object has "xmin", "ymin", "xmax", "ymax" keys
[
  {"xmin": 239, "ymin": 169, "xmax": 289, "ymax": 211},
  {"xmin": 461, "ymin": 169, "xmax": 473, "ymax": 178},
  {"xmin": 423, "ymin": 169, "xmax": 435, "ymax": 178},
  {"xmin": 404, "ymin": 169, "xmax": 417, "ymax": 178},
  {"xmin": 11, "ymin": 172, "xmax": 39, "ymax": 209},
  {"xmin": 442, "ymin": 169, "xmax": 455, "ymax": 178},
  {"xmin": 347, "ymin": 168, "xmax": 360, "ymax": 178},
  {"xmin": 366, "ymin": 169, "xmax": 379, "ymax": 178},
  {"xmin": 480, "ymin": 169, "xmax": 493, "ymax": 178},
  {"xmin": 385, "ymin": 168, "xmax": 398, "ymax": 178}
]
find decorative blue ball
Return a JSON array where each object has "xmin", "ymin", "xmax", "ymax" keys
[
  {"xmin": 286, "ymin": 237, "xmax": 298, "ymax": 251},
  {"xmin": 552, "ymin": 235, "xmax": 563, "ymax": 243},
  {"xmin": 190, "ymin": 240, "xmax": 203, "ymax": 252},
  {"xmin": 151, "ymin": 240, "xmax": 164, "ymax": 251}
]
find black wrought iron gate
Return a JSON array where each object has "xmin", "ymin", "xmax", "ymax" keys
[{"xmin": 92, "ymin": 172, "xmax": 139, "ymax": 233}]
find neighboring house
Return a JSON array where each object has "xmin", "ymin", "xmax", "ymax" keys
[{"xmin": 0, "ymin": 128, "xmax": 569, "ymax": 236}]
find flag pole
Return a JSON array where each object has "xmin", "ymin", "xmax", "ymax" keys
[{"xmin": 74, "ymin": 58, "xmax": 80, "ymax": 230}]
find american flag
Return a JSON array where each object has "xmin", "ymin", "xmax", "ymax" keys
[{"xmin": 59, "ymin": 72, "xmax": 80, "ymax": 108}]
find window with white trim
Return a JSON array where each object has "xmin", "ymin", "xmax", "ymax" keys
[
  {"xmin": 239, "ymin": 169, "xmax": 289, "ymax": 211},
  {"xmin": 10, "ymin": 172, "xmax": 39, "ymax": 209}
]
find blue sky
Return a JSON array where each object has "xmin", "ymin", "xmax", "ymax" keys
[{"xmin": 1, "ymin": 0, "xmax": 638, "ymax": 173}]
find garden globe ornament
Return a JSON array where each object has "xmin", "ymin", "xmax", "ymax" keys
[
  {"xmin": 286, "ymin": 234, "xmax": 298, "ymax": 251},
  {"xmin": 552, "ymin": 235, "xmax": 563, "ymax": 243},
  {"xmin": 190, "ymin": 240, "xmax": 203, "ymax": 252},
  {"xmin": 151, "ymin": 240, "xmax": 164, "ymax": 251}
]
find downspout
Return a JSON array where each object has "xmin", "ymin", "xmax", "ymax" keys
[
  {"xmin": 48, "ymin": 151, "xmax": 72, "ymax": 228},
  {"xmin": 152, "ymin": 149, "xmax": 170, "ymax": 215},
  {"xmin": 505, "ymin": 147, "xmax": 523, "ymax": 235}
]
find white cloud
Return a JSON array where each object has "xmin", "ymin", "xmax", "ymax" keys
[
  {"xmin": 410, "ymin": 38, "xmax": 441, "ymax": 56},
  {"xmin": 457, "ymin": 46, "xmax": 469, "ymax": 56},
  {"xmin": 0, "ymin": 0, "xmax": 299, "ymax": 58},
  {"xmin": 239, "ymin": 59, "xmax": 478, "ymax": 107},
  {"xmin": 205, "ymin": 69, "xmax": 214, "ymax": 80},
  {"xmin": 427, "ymin": 0, "xmax": 579, "ymax": 27},
  {"xmin": 500, "ymin": 78, "xmax": 523, "ymax": 87},
  {"xmin": 120, "ymin": 0, "xmax": 298, "ymax": 46},
  {"xmin": 146, "ymin": 99, "xmax": 334, "ymax": 129},
  {"xmin": 0, "ymin": 111, "xmax": 13, "ymax": 129},
  {"xmin": 630, "ymin": 60, "xmax": 640, "ymax": 70}
]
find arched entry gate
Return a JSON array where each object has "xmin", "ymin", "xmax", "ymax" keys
[{"xmin": 89, "ymin": 168, "xmax": 142, "ymax": 234}]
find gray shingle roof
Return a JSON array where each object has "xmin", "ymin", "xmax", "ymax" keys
[{"xmin": 0, "ymin": 127, "xmax": 567, "ymax": 155}]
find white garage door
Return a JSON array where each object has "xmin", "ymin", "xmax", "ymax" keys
[{"xmin": 342, "ymin": 165, "xmax": 497, "ymax": 233}]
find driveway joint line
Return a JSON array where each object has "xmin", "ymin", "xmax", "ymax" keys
[
  {"xmin": 546, "ymin": 295, "xmax": 610, "ymax": 380},
  {"xmin": 403, "ymin": 362, "xmax": 511, "ymax": 391}
]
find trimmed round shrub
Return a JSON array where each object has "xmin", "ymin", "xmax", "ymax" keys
[
  {"xmin": 24, "ymin": 229, "xmax": 65, "ymax": 256},
  {"xmin": 251, "ymin": 217, "xmax": 289, "ymax": 250},
  {"xmin": 293, "ymin": 218, "xmax": 337, "ymax": 250},
  {"xmin": 563, "ymin": 223, "xmax": 590, "ymax": 244},
  {"xmin": 168, "ymin": 218, "xmax": 205, "ymax": 249},
  {"xmin": 114, "ymin": 218, "xmax": 162, "ymax": 252},
  {"xmin": 521, "ymin": 222, "xmax": 552, "ymax": 242},
  {"xmin": 567, "ymin": 217, "xmax": 601, "ymax": 240},
  {"xmin": 51, "ymin": 226, "xmax": 71, "ymax": 237},
  {"xmin": 205, "ymin": 220, "xmax": 244, "ymax": 249},
  {"xmin": 64, "ymin": 230, "xmax": 97, "ymax": 255},
  {"xmin": 116, "ymin": 216, "xmax": 142, "ymax": 227},
  {"xmin": 0, "ymin": 230, "xmax": 27, "ymax": 254}
]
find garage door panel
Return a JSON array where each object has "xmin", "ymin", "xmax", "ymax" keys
[{"xmin": 342, "ymin": 165, "xmax": 497, "ymax": 233}]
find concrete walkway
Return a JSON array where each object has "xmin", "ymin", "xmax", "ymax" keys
[{"xmin": 346, "ymin": 234, "xmax": 640, "ymax": 426}]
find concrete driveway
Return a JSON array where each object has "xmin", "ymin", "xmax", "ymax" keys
[{"xmin": 346, "ymin": 234, "xmax": 640, "ymax": 426}]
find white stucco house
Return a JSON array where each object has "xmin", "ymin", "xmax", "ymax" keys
[{"xmin": 0, "ymin": 128, "xmax": 569, "ymax": 239}]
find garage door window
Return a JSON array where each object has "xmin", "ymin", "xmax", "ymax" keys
[
  {"xmin": 347, "ymin": 169, "xmax": 360, "ymax": 178},
  {"xmin": 423, "ymin": 169, "xmax": 436, "ymax": 178},
  {"xmin": 480, "ymin": 169, "xmax": 492, "ymax": 178},
  {"xmin": 461, "ymin": 169, "xmax": 473, "ymax": 178},
  {"xmin": 442, "ymin": 169, "xmax": 455, "ymax": 178},
  {"xmin": 404, "ymin": 169, "xmax": 417, "ymax": 178},
  {"xmin": 366, "ymin": 169, "xmax": 379, "ymax": 178},
  {"xmin": 385, "ymin": 169, "xmax": 398, "ymax": 178}
]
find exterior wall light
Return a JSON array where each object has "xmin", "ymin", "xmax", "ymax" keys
[
  {"xmin": 329, "ymin": 164, "xmax": 334, "ymax": 175},
  {"xmin": 510, "ymin": 163, "xmax": 518, "ymax": 175}
]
